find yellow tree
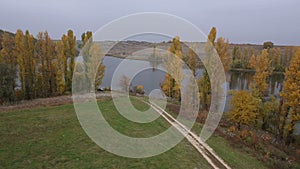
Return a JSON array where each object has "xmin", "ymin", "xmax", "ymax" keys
[
  {"xmin": 35, "ymin": 32, "xmax": 56, "ymax": 97},
  {"xmin": 14, "ymin": 30, "xmax": 26, "ymax": 96},
  {"xmin": 198, "ymin": 27, "xmax": 216, "ymax": 110},
  {"xmin": 161, "ymin": 36, "xmax": 182, "ymax": 100},
  {"xmin": 249, "ymin": 49, "xmax": 273, "ymax": 130},
  {"xmin": 186, "ymin": 45, "xmax": 200, "ymax": 77},
  {"xmin": 268, "ymin": 47, "xmax": 282, "ymax": 71},
  {"xmin": 55, "ymin": 41, "xmax": 66, "ymax": 95},
  {"xmin": 24, "ymin": 30, "xmax": 36, "ymax": 99},
  {"xmin": 1, "ymin": 32, "xmax": 16, "ymax": 68},
  {"xmin": 61, "ymin": 30, "xmax": 76, "ymax": 92},
  {"xmin": 249, "ymin": 50, "xmax": 273, "ymax": 99},
  {"xmin": 228, "ymin": 90, "xmax": 260, "ymax": 129},
  {"xmin": 216, "ymin": 37, "xmax": 232, "ymax": 72},
  {"xmin": 0, "ymin": 32, "xmax": 17, "ymax": 103},
  {"xmin": 279, "ymin": 49, "xmax": 300, "ymax": 144},
  {"xmin": 87, "ymin": 43, "xmax": 106, "ymax": 91},
  {"xmin": 14, "ymin": 30, "xmax": 36, "ymax": 99},
  {"xmin": 80, "ymin": 32, "xmax": 105, "ymax": 92},
  {"xmin": 0, "ymin": 32, "xmax": 17, "ymax": 86}
]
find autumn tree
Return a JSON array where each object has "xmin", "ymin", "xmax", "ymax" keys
[
  {"xmin": 249, "ymin": 49, "xmax": 273, "ymax": 130},
  {"xmin": 282, "ymin": 46, "xmax": 294, "ymax": 67},
  {"xmin": 80, "ymin": 32, "xmax": 105, "ymax": 92},
  {"xmin": 186, "ymin": 45, "xmax": 200, "ymax": 77},
  {"xmin": 198, "ymin": 27, "xmax": 216, "ymax": 110},
  {"xmin": 14, "ymin": 30, "xmax": 25, "ymax": 97},
  {"xmin": 249, "ymin": 49, "xmax": 273, "ymax": 99},
  {"xmin": 14, "ymin": 30, "xmax": 36, "ymax": 99},
  {"xmin": 161, "ymin": 36, "xmax": 182, "ymax": 100},
  {"xmin": 0, "ymin": 32, "xmax": 17, "ymax": 102},
  {"xmin": 61, "ymin": 30, "xmax": 76, "ymax": 92},
  {"xmin": 279, "ymin": 49, "xmax": 300, "ymax": 144},
  {"xmin": 55, "ymin": 41, "xmax": 66, "ymax": 95},
  {"xmin": 269, "ymin": 48, "xmax": 283, "ymax": 71},
  {"xmin": 35, "ymin": 31, "xmax": 56, "ymax": 97},
  {"xmin": 0, "ymin": 63, "xmax": 16, "ymax": 104},
  {"xmin": 24, "ymin": 30, "xmax": 36, "ymax": 99},
  {"xmin": 86, "ymin": 43, "xmax": 106, "ymax": 91},
  {"xmin": 216, "ymin": 37, "xmax": 231, "ymax": 72},
  {"xmin": 228, "ymin": 90, "xmax": 260, "ymax": 129}
]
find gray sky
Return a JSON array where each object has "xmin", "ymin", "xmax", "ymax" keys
[{"xmin": 0, "ymin": 0, "xmax": 299, "ymax": 45}]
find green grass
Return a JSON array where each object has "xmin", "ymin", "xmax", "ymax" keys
[{"xmin": 0, "ymin": 97, "xmax": 267, "ymax": 168}]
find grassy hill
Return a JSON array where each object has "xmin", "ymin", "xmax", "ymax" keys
[{"xmin": 0, "ymin": 97, "xmax": 267, "ymax": 169}]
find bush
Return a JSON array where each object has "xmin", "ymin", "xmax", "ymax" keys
[{"xmin": 132, "ymin": 85, "xmax": 145, "ymax": 95}]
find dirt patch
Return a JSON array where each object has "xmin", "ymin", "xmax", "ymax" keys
[{"xmin": 0, "ymin": 92, "xmax": 113, "ymax": 112}]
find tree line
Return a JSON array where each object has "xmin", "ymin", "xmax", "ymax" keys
[
  {"xmin": 0, "ymin": 29, "xmax": 105, "ymax": 104},
  {"xmin": 161, "ymin": 27, "xmax": 300, "ymax": 145}
]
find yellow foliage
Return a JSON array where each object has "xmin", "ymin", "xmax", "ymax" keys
[
  {"xmin": 229, "ymin": 90, "xmax": 260, "ymax": 127},
  {"xmin": 279, "ymin": 49, "xmax": 300, "ymax": 139},
  {"xmin": 249, "ymin": 50, "xmax": 273, "ymax": 99},
  {"xmin": 216, "ymin": 37, "xmax": 232, "ymax": 72}
]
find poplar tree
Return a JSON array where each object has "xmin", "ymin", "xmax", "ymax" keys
[
  {"xmin": 61, "ymin": 30, "xmax": 76, "ymax": 92},
  {"xmin": 161, "ymin": 36, "xmax": 182, "ymax": 100},
  {"xmin": 55, "ymin": 41, "xmax": 66, "ymax": 95},
  {"xmin": 14, "ymin": 30, "xmax": 26, "ymax": 97},
  {"xmin": 249, "ymin": 50, "xmax": 273, "ymax": 130},
  {"xmin": 279, "ymin": 49, "xmax": 300, "ymax": 144},
  {"xmin": 216, "ymin": 37, "xmax": 231, "ymax": 72},
  {"xmin": 0, "ymin": 32, "xmax": 17, "ymax": 103},
  {"xmin": 198, "ymin": 27, "xmax": 216, "ymax": 110}
]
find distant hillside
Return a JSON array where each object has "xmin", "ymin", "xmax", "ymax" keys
[
  {"xmin": 0, "ymin": 29, "xmax": 15, "ymax": 50},
  {"xmin": 0, "ymin": 29, "xmax": 15, "ymax": 37}
]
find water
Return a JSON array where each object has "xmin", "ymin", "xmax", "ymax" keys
[{"xmin": 101, "ymin": 56, "xmax": 285, "ymax": 111}]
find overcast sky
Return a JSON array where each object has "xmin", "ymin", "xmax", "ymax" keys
[{"xmin": 0, "ymin": 0, "xmax": 299, "ymax": 45}]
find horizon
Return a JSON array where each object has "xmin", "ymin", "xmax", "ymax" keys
[
  {"xmin": 1, "ymin": 28, "xmax": 299, "ymax": 46},
  {"xmin": 1, "ymin": 0, "xmax": 299, "ymax": 46}
]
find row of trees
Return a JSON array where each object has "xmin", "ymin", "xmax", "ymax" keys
[
  {"xmin": 160, "ymin": 27, "xmax": 299, "ymax": 145},
  {"xmin": 232, "ymin": 44, "xmax": 296, "ymax": 72},
  {"xmin": 0, "ymin": 29, "xmax": 105, "ymax": 104},
  {"xmin": 229, "ymin": 46, "xmax": 300, "ymax": 144}
]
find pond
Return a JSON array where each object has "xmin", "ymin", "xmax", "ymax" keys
[{"xmin": 101, "ymin": 56, "xmax": 285, "ymax": 111}]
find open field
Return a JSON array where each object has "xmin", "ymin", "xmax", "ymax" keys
[{"xmin": 0, "ymin": 97, "xmax": 268, "ymax": 168}]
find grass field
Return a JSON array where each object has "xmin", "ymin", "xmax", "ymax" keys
[{"xmin": 0, "ymin": 97, "xmax": 267, "ymax": 168}]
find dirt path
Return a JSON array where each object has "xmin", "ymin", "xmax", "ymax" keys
[
  {"xmin": 146, "ymin": 101, "xmax": 231, "ymax": 169},
  {"xmin": 0, "ymin": 92, "xmax": 112, "ymax": 112}
]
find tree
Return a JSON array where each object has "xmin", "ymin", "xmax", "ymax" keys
[
  {"xmin": 14, "ymin": 30, "xmax": 26, "ymax": 97},
  {"xmin": 279, "ymin": 49, "xmax": 300, "ymax": 144},
  {"xmin": 23, "ymin": 30, "xmax": 36, "ymax": 99},
  {"xmin": 269, "ymin": 48, "xmax": 283, "ymax": 71},
  {"xmin": 81, "ymin": 32, "xmax": 105, "ymax": 92},
  {"xmin": 216, "ymin": 37, "xmax": 231, "ymax": 72},
  {"xmin": 35, "ymin": 31, "xmax": 56, "ymax": 97},
  {"xmin": 119, "ymin": 75, "xmax": 131, "ymax": 92},
  {"xmin": 232, "ymin": 46, "xmax": 241, "ymax": 67},
  {"xmin": 55, "ymin": 41, "xmax": 66, "ymax": 95},
  {"xmin": 263, "ymin": 41, "xmax": 274, "ymax": 49},
  {"xmin": 186, "ymin": 45, "xmax": 200, "ymax": 77},
  {"xmin": 161, "ymin": 36, "xmax": 182, "ymax": 100},
  {"xmin": 87, "ymin": 43, "xmax": 106, "ymax": 91},
  {"xmin": 228, "ymin": 90, "xmax": 260, "ymax": 129},
  {"xmin": 0, "ymin": 63, "xmax": 16, "ymax": 104},
  {"xmin": 198, "ymin": 27, "xmax": 216, "ymax": 110},
  {"xmin": 263, "ymin": 96, "xmax": 280, "ymax": 135},
  {"xmin": 249, "ymin": 49, "xmax": 273, "ymax": 130},
  {"xmin": 249, "ymin": 49, "xmax": 273, "ymax": 99},
  {"xmin": 61, "ymin": 30, "xmax": 76, "ymax": 92},
  {"xmin": 0, "ymin": 32, "xmax": 17, "ymax": 89},
  {"xmin": 14, "ymin": 30, "xmax": 36, "ymax": 99}
]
